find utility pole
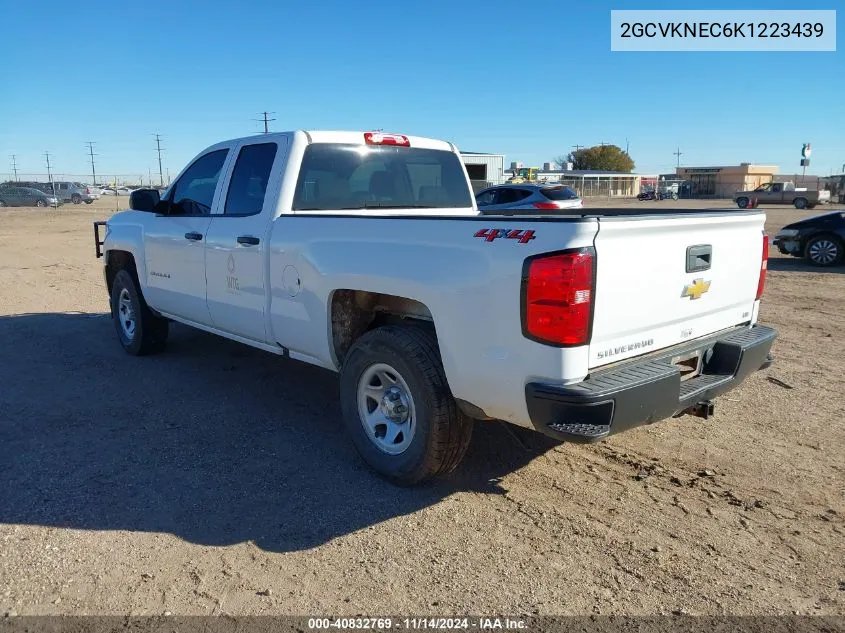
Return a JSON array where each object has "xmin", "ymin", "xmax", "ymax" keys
[
  {"xmin": 153, "ymin": 134, "xmax": 164, "ymax": 187},
  {"xmin": 625, "ymin": 138, "xmax": 630, "ymax": 155},
  {"xmin": 673, "ymin": 147, "xmax": 683, "ymax": 168},
  {"xmin": 572, "ymin": 144, "xmax": 584, "ymax": 152},
  {"xmin": 9, "ymin": 155, "xmax": 18, "ymax": 181},
  {"xmin": 254, "ymin": 112, "xmax": 276, "ymax": 134},
  {"xmin": 85, "ymin": 141, "xmax": 98, "ymax": 186},
  {"xmin": 45, "ymin": 151, "xmax": 56, "ymax": 206}
]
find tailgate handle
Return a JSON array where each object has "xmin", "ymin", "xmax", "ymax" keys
[{"xmin": 686, "ymin": 244, "xmax": 712, "ymax": 273}]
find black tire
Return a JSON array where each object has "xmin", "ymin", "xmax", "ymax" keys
[
  {"xmin": 71, "ymin": 194, "xmax": 82, "ymax": 204},
  {"xmin": 35, "ymin": 199, "xmax": 47, "ymax": 207},
  {"xmin": 84, "ymin": 199, "xmax": 93, "ymax": 204},
  {"xmin": 804, "ymin": 235, "xmax": 843, "ymax": 267},
  {"xmin": 0, "ymin": 199, "xmax": 6, "ymax": 207},
  {"xmin": 110, "ymin": 269, "xmax": 169, "ymax": 355},
  {"xmin": 794, "ymin": 197, "xmax": 808, "ymax": 209},
  {"xmin": 736, "ymin": 197, "xmax": 749, "ymax": 209},
  {"xmin": 340, "ymin": 325, "xmax": 473, "ymax": 485}
]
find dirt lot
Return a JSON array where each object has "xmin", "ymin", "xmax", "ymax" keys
[{"xmin": 0, "ymin": 198, "xmax": 843, "ymax": 617}]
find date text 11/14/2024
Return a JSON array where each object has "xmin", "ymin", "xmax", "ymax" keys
[{"xmin": 307, "ymin": 617, "xmax": 528, "ymax": 630}]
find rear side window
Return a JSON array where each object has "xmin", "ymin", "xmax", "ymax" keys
[
  {"xmin": 292, "ymin": 144, "xmax": 473, "ymax": 211},
  {"xmin": 541, "ymin": 186, "xmax": 579, "ymax": 201},
  {"xmin": 496, "ymin": 188, "xmax": 532, "ymax": 204},
  {"xmin": 224, "ymin": 143, "xmax": 277, "ymax": 216}
]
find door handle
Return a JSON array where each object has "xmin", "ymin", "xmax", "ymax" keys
[
  {"xmin": 237, "ymin": 236, "xmax": 260, "ymax": 246},
  {"xmin": 184, "ymin": 232, "xmax": 203, "ymax": 241}
]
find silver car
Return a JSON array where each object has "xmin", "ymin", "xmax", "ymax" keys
[
  {"xmin": 476, "ymin": 184, "xmax": 583, "ymax": 213},
  {"xmin": 51, "ymin": 181, "xmax": 100, "ymax": 204}
]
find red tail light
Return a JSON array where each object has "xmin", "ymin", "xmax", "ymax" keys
[
  {"xmin": 532, "ymin": 202, "xmax": 560, "ymax": 210},
  {"xmin": 364, "ymin": 132, "xmax": 410, "ymax": 147},
  {"xmin": 756, "ymin": 234, "xmax": 768, "ymax": 300},
  {"xmin": 522, "ymin": 249, "xmax": 595, "ymax": 346}
]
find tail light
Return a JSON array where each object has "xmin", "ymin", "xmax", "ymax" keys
[
  {"xmin": 522, "ymin": 248, "xmax": 595, "ymax": 346},
  {"xmin": 85, "ymin": 187, "xmax": 91, "ymax": 194},
  {"xmin": 364, "ymin": 132, "xmax": 410, "ymax": 147},
  {"xmin": 532, "ymin": 202, "xmax": 560, "ymax": 210},
  {"xmin": 756, "ymin": 233, "xmax": 768, "ymax": 300}
]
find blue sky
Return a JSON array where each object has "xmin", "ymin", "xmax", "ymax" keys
[{"xmin": 1, "ymin": 0, "xmax": 842, "ymax": 181}]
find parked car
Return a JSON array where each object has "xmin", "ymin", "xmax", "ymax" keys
[
  {"xmin": 735, "ymin": 182, "xmax": 831, "ymax": 210},
  {"xmin": 0, "ymin": 186, "xmax": 61, "ymax": 207},
  {"xmin": 101, "ymin": 186, "xmax": 132, "ymax": 196},
  {"xmin": 44, "ymin": 181, "xmax": 99, "ymax": 204},
  {"xmin": 773, "ymin": 210, "xmax": 845, "ymax": 267},
  {"xmin": 476, "ymin": 184, "xmax": 583, "ymax": 213},
  {"xmin": 92, "ymin": 130, "xmax": 775, "ymax": 484}
]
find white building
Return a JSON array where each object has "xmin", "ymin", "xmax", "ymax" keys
[{"xmin": 460, "ymin": 152, "xmax": 506, "ymax": 192}]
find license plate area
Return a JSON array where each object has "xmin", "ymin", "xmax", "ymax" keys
[{"xmin": 672, "ymin": 350, "xmax": 703, "ymax": 382}]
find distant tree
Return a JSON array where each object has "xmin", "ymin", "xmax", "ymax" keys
[
  {"xmin": 553, "ymin": 155, "xmax": 570, "ymax": 169},
  {"xmin": 563, "ymin": 145, "xmax": 635, "ymax": 172}
]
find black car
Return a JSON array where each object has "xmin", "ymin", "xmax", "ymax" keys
[{"xmin": 772, "ymin": 210, "xmax": 845, "ymax": 267}]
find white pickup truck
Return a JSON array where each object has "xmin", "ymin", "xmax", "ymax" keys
[{"xmin": 93, "ymin": 130, "xmax": 776, "ymax": 484}]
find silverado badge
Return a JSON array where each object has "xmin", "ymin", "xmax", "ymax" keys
[{"xmin": 682, "ymin": 278, "xmax": 711, "ymax": 300}]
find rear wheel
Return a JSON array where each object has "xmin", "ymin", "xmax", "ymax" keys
[
  {"xmin": 736, "ymin": 197, "xmax": 749, "ymax": 209},
  {"xmin": 805, "ymin": 235, "xmax": 843, "ymax": 267},
  {"xmin": 340, "ymin": 325, "xmax": 473, "ymax": 485},
  {"xmin": 84, "ymin": 199, "xmax": 93, "ymax": 204},
  {"xmin": 110, "ymin": 269, "xmax": 169, "ymax": 355},
  {"xmin": 0, "ymin": 200, "xmax": 6, "ymax": 207},
  {"xmin": 794, "ymin": 197, "xmax": 808, "ymax": 209},
  {"xmin": 71, "ymin": 194, "xmax": 82, "ymax": 204}
]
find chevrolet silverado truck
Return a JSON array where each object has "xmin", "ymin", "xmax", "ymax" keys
[
  {"xmin": 735, "ymin": 181, "xmax": 831, "ymax": 210},
  {"xmin": 93, "ymin": 130, "xmax": 776, "ymax": 484}
]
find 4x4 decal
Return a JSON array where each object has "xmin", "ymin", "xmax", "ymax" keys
[{"xmin": 473, "ymin": 228, "xmax": 536, "ymax": 244}]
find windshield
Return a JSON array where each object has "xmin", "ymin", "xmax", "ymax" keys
[{"xmin": 292, "ymin": 144, "xmax": 473, "ymax": 211}]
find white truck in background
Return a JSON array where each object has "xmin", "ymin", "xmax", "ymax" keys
[{"xmin": 93, "ymin": 130, "xmax": 776, "ymax": 484}]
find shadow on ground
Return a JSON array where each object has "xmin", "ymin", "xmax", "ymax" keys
[
  {"xmin": 768, "ymin": 257, "xmax": 845, "ymax": 274},
  {"xmin": 0, "ymin": 312, "xmax": 558, "ymax": 553}
]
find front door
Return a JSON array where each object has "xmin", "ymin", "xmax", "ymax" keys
[
  {"xmin": 143, "ymin": 148, "xmax": 231, "ymax": 325},
  {"xmin": 205, "ymin": 140, "xmax": 285, "ymax": 342}
]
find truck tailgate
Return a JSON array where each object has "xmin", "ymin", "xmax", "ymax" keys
[{"xmin": 589, "ymin": 211, "xmax": 766, "ymax": 369}]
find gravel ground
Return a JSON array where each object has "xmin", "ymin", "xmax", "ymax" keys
[{"xmin": 0, "ymin": 199, "xmax": 843, "ymax": 617}]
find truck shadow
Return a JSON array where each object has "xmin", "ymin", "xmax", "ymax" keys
[
  {"xmin": 768, "ymin": 257, "xmax": 845, "ymax": 274},
  {"xmin": 0, "ymin": 312, "xmax": 558, "ymax": 553}
]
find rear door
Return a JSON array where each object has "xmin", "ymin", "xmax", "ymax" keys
[
  {"xmin": 588, "ymin": 211, "xmax": 765, "ymax": 369},
  {"xmin": 205, "ymin": 139, "xmax": 286, "ymax": 342}
]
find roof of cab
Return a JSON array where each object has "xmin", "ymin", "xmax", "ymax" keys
[{"xmin": 201, "ymin": 131, "xmax": 457, "ymax": 156}]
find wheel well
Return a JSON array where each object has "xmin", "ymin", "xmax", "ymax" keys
[
  {"xmin": 105, "ymin": 250, "xmax": 137, "ymax": 294},
  {"xmin": 806, "ymin": 232, "xmax": 843, "ymax": 247},
  {"xmin": 330, "ymin": 290, "xmax": 434, "ymax": 365}
]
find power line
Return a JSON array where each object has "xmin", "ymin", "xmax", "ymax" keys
[
  {"xmin": 44, "ymin": 151, "xmax": 56, "ymax": 205},
  {"xmin": 9, "ymin": 154, "xmax": 18, "ymax": 181},
  {"xmin": 572, "ymin": 145, "xmax": 584, "ymax": 152},
  {"xmin": 673, "ymin": 147, "xmax": 683, "ymax": 168},
  {"xmin": 85, "ymin": 141, "xmax": 98, "ymax": 185},
  {"xmin": 253, "ymin": 111, "xmax": 276, "ymax": 134},
  {"xmin": 153, "ymin": 134, "xmax": 165, "ymax": 187}
]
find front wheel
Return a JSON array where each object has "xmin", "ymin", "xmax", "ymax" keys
[
  {"xmin": 35, "ymin": 199, "xmax": 47, "ymax": 207},
  {"xmin": 805, "ymin": 236, "xmax": 843, "ymax": 267},
  {"xmin": 339, "ymin": 326, "xmax": 473, "ymax": 485},
  {"xmin": 110, "ymin": 269, "xmax": 169, "ymax": 355},
  {"xmin": 736, "ymin": 197, "xmax": 749, "ymax": 209},
  {"xmin": 84, "ymin": 199, "xmax": 93, "ymax": 204}
]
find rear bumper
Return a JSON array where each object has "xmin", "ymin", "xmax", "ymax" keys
[{"xmin": 525, "ymin": 325, "xmax": 777, "ymax": 443}]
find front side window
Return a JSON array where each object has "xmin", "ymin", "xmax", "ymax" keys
[
  {"xmin": 292, "ymin": 144, "xmax": 473, "ymax": 211},
  {"xmin": 169, "ymin": 149, "xmax": 229, "ymax": 215},
  {"xmin": 224, "ymin": 143, "xmax": 278, "ymax": 216}
]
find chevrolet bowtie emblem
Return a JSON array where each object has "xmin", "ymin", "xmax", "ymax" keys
[{"xmin": 682, "ymin": 278, "xmax": 711, "ymax": 300}]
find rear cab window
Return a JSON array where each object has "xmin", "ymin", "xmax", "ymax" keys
[{"xmin": 292, "ymin": 144, "xmax": 473, "ymax": 211}]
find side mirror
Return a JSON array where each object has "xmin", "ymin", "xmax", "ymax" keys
[{"xmin": 129, "ymin": 188, "xmax": 161, "ymax": 213}]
